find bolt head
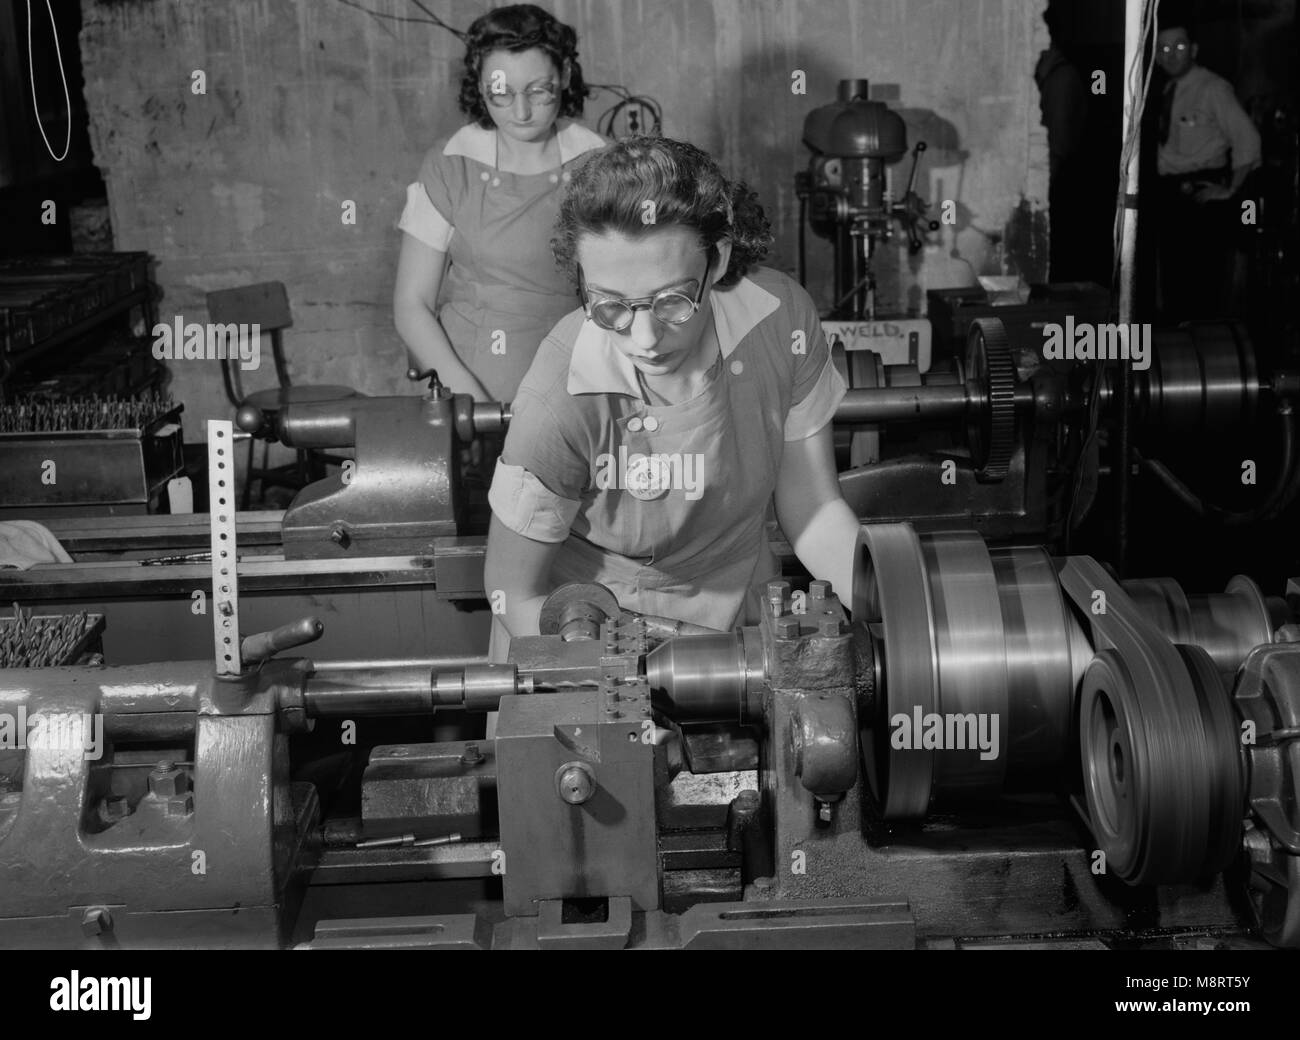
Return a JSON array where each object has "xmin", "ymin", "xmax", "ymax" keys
[
  {"xmin": 148, "ymin": 765, "xmax": 188, "ymax": 798},
  {"xmin": 165, "ymin": 793, "xmax": 195, "ymax": 817},
  {"xmin": 775, "ymin": 617, "xmax": 801, "ymax": 639},
  {"xmin": 81, "ymin": 906, "xmax": 113, "ymax": 937},
  {"xmin": 810, "ymin": 579, "xmax": 832, "ymax": 599},
  {"xmin": 96, "ymin": 796, "xmax": 130, "ymax": 824},
  {"xmin": 555, "ymin": 762, "xmax": 596, "ymax": 805},
  {"xmin": 818, "ymin": 617, "xmax": 845, "ymax": 637}
]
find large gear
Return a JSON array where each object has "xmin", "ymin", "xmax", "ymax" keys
[{"xmin": 965, "ymin": 317, "xmax": 1017, "ymax": 482}]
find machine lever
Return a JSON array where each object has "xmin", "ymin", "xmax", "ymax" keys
[
  {"xmin": 241, "ymin": 616, "xmax": 324, "ymax": 665},
  {"xmin": 407, "ymin": 367, "xmax": 445, "ymax": 395}
]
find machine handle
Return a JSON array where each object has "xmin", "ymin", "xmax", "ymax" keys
[
  {"xmin": 236, "ymin": 403, "xmax": 268, "ymax": 437},
  {"xmin": 407, "ymin": 367, "xmax": 445, "ymax": 394},
  {"xmin": 241, "ymin": 616, "xmax": 324, "ymax": 665}
]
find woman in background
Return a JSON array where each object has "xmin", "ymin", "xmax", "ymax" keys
[{"xmin": 393, "ymin": 4, "xmax": 606, "ymax": 403}]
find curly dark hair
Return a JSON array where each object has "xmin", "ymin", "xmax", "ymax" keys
[
  {"xmin": 551, "ymin": 137, "xmax": 773, "ymax": 290},
  {"xmin": 458, "ymin": 5, "xmax": 589, "ymax": 129}
]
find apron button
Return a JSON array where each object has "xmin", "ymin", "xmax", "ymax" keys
[
  {"xmin": 492, "ymin": 177, "xmax": 501, "ymax": 187},
  {"xmin": 549, "ymin": 173, "xmax": 560, "ymax": 184},
  {"xmin": 480, "ymin": 171, "xmax": 491, "ymax": 182},
  {"xmin": 627, "ymin": 416, "xmax": 643, "ymax": 432},
  {"xmin": 562, "ymin": 171, "xmax": 572, "ymax": 183},
  {"xmin": 730, "ymin": 360, "xmax": 744, "ymax": 375},
  {"xmin": 643, "ymin": 415, "xmax": 660, "ymax": 432}
]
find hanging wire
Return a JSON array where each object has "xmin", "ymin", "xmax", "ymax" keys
[
  {"xmin": 333, "ymin": 2, "xmax": 660, "ymax": 137},
  {"xmin": 1066, "ymin": 0, "xmax": 1162, "ymax": 540},
  {"xmin": 26, "ymin": 0, "xmax": 71, "ymax": 162}
]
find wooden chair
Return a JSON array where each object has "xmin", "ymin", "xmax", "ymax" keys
[{"xmin": 206, "ymin": 282, "xmax": 360, "ymax": 509}]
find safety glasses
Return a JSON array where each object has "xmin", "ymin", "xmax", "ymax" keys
[
  {"xmin": 481, "ymin": 81, "xmax": 560, "ymax": 109},
  {"xmin": 578, "ymin": 265, "xmax": 709, "ymax": 333}
]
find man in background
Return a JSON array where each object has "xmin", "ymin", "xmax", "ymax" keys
[{"xmin": 1153, "ymin": 15, "xmax": 1261, "ymax": 320}]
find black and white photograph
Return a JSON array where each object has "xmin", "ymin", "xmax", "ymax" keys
[{"xmin": 0, "ymin": 0, "xmax": 1296, "ymax": 1006}]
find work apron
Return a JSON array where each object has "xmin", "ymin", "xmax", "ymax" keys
[{"xmin": 438, "ymin": 167, "xmax": 580, "ymax": 402}]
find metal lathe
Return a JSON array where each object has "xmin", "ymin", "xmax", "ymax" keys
[
  {"xmin": 1, "ymin": 517, "xmax": 1297, "ymax": 949},
  {"xmin": 1, "ymin": 313, "xmax": 1298, "ymax": 949}
]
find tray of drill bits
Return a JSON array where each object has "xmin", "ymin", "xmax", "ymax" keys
[
  {"xmin": 0, "ymin": 393, "xmax": 180, "ymax": 436},
  {"xmin": 0, "ymin": 394, "xmax": 184, "ymax": 513},
  {"xmin": 0, "ymin": 252, "xmax": 151, "ymax": 358},
  {"xmin": 0, "ymin": 605, "xmax": 105, "ymax": 669}
]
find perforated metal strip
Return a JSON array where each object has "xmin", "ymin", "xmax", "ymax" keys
[{"xmin": 207, "ymin": 420, "xmax": 241, "ymax": 674}]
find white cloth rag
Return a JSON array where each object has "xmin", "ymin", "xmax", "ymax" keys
[{"xmin": 0, "ymin": 520, "xmax": 73, "ymax": 569}]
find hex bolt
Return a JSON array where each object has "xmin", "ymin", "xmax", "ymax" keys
[
  {"xmin": 818, "ymin": 617, "xmax": 844, "ymax": 637},
  {"xmin": 330, "ymin": 526, "xmax": 351, "ymax": 549},
  {"xmin": 218, "ymin": 601, "xmax": 233, "ymax": 617},
  {"xmin": 775, "ymin": 617, "xmax": 801, "ymax": 639},
  {"xmin": 81, "ymin": 906, "xmax": 113, "ymax": 937},
  {"xmin": 555, "ymin": 762, "xmax": 596, "ymax": 805},
  {"xmin": 809, "ymin": 579, "xmax": 832, "ymax": 600},
  {"xmin": 165, "ymin": 793, "xmax": 195, "ymax": 817},
  {"xmin": 818, "ymin": 801, "xmax": 834, "ymax": 824},
  {"xmin": 148, "ymin": 760, "xmax": 188, "ymax": 798},
  {"xmin": 460, "ymin": 743, "xmax": 484, "ymax": 766},
  {"xmin": 766, "ymin": 579, "xmax": 791, "ymax": 618},
  {"xmin": 96, "ymin": 795, "xmax": 131, "ymax": 825},
  {"xmin": 753, "ymin": 876, "xmax": 775, "ymax": 893}
]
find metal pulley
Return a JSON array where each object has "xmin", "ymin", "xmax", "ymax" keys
[
  {"xmin": 852, "ymin": 524, "xmax": 1089, "ymax": 818},
  {"xmin": 1064, "ymin": 558, "xmax": 1245, "ymax": 887}
]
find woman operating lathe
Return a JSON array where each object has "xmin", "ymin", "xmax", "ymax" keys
[
  {"xmin": 484, "ymin": 137, "xmax": 862, "ymax": 647},
  {"xmin": 393, "ymin": 5, "xmax": 606, "ymax": 403}
]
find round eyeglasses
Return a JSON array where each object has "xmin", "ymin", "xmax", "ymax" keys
[
  {"xmin": 482, "ymin": 82, "xmax": 560, "ymax": 109},
  {"xmin": 579, "ymin": 266, "xmax": 708, "ymax": 333}
]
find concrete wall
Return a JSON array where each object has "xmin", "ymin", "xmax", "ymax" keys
[{"xmin": 79, "ymin": 0, "xmax": 1049, "ymax": 442}]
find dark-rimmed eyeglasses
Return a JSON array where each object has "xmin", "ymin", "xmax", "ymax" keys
[
  {"xmin": 578, "ymin": 265, "xmax": 709, "ymax": 332},
  {"xmin": 481, "ymin": 81, "xmax": 560, "ymax": 109}
]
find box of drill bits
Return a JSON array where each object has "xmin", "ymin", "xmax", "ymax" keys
[
  {"xmin": 0, "ymin": 606, "xmax": 105, "ymax": 669},
  {"xmin": 0, "ymin": 253, "xmax": 151, "ymax": 358},
  {"xmin": 0, "ymin": 394, "xmax": 184, "ymax": 516}
]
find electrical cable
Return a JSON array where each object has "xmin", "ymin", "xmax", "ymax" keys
[
  {"xmin": 26, "ymin": 0, "xmax": 71, "ymax": 163},
  {"xmin": 1066, "ymin": 0, "xmax": 1161, "ymax": 543},
  {"xmin": 1135, "ymin": 404, "xmax": 1300, "ymax": 525},
  {"xmin": 332, "ymin": 8, "xmax": 660, "ymax": 137}
]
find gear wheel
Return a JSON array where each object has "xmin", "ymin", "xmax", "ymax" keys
[{"xmin": 965, "ymin": 318, "xmax": 1016, "ymax": 482}]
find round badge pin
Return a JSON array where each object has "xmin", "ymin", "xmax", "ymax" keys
[{"xmin": 625, "ymin": 454, "xmax": 671, "ymax": 501}]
